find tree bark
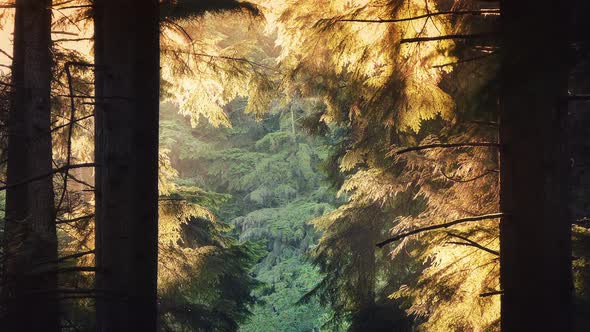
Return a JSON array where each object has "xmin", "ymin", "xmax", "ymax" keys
[
  {"xmin": 499, "ymin": 0, "xmax": 572, "ymax": 331},
  {"xmin": 94, "ymin": 1, "xmax": 160, "ymax": 331},
  {"xmin": 1, "ymin": 0, "xmax": 58, "ymax": 330}
]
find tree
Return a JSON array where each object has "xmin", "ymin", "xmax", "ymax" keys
[
  {"xmin": 1, "ymin": 0, "xmax": 59, "ymax": 330},
  {"xmin": 93, "ymin": 1, "xmax": 160, "ymax": 331},
  {"xmin": 499, "ymin": 0, "xmax": 572, "ymax": 330}
]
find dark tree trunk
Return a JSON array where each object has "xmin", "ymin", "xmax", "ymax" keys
[
  {"xmin": 570, "ymin": 1, "xmax": 590, "ymax": 329},
  {"xmin": 94, "ymin": 1, "xmax": 160, "ymax": 331},
  {"xmin": 499, "ymin": 0, "xmax": 572, "ymax": 331},
  {"xmin": 1, "ymin": 0, "xmax": 58, "ymax": 331}
]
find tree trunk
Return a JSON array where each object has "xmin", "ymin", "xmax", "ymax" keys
[
  {"xmin": 1, "ymin": 0, "xmax": 58, "ymax": 330},
  {"xmin": 499, "ymin": 0, "xmax": 572, "ymax": 331},
  {"xmin": 94, "ymin": 1, "xmax": 160, "ymax": 331}
]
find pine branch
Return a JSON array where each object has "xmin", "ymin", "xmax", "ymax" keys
[
  {"xmin": 57, "ymin": 62, "xmax": 78, "ymax": 210},
  {"xmin": 440, "ymin": 169, "xmax": 496, "ymax": 183},
  {"xmin": 35, "ymin": 249, "xmax": 96, "ymax": 266},
  {"xmin": 446, "ymin": 232, "xmax": 499, "ymax": 256},
  {"xmin": 0, "ymin": 163, "xmax": 97, "ymax": 192},
  {"xmin": 376, "ymin": 213, "xmax": 506, "ymax": 248},
  {"xmin": 394, "ymin": 142, "xmax": 501, "ymax": 155},
  {"xmin": 480, "ymin": 290, "xmax": 503, "ymax": 298},
  {"xmin": 56, "ymin": 214, "xmax": 95, "ymax": 225},
  {"xmin": 323, "ymin": 9, "xmax": 500, "ymax": 24},
  {"xmin": 431, "ymin": 52, "xmax": 498, "ymax": 68},
  {"xmin": 51, "ymin": 113, "xmax": 94, "ymax": 133},
  {"xmin": 400, "ymin": 34, "xmax": 492, "ymax": 44}
]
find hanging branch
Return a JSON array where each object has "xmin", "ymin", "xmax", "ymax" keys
[
  {"xmin": 322, "ymin": 9, "xmax": 500, "ymax": 25},
  {"xmin": 400, "ymin": 33, "xmax": 492, "ymax": 44},
  {"xmin": 446, "ymin": 232, "xmax": 499, "ymax": 256},
  {"xmin": 440, "ymin": 169, "xmax": 496, "ymax": 183},
  {"xmin": 394, "ymin": 142, "xmax": 501, "ymax": 155},
  {"xmin": 432, "ymin": 52, "xmax": 498, "ymax": 68},
  {"xmin": 376, "ymin": 213, "xmax": 506, "ymax": 248}
]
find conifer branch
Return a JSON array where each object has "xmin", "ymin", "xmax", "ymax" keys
[
  {"xmin": 400, "ymin": 34, "xmax": 492, "ymax": 44},
  {"xmin": 440, "ymin": 169, "xmax": 496, "ymax": 183},
  {"xmin": 57, "ymin": 62, "xmax": 78, "ymax": 210},
  {"xmin": 35, "ymin": 250, "xmax": 96, "ymax": 266},
  {"xmin": 0, "ymin": 163, "xmax": 97, "ymax": 192},
  {"xmin": 432, "ymin": 52, "xmax": 497, "ymax": 68},
  {"xmin": 56, "ymin": 214, "xmax": 95, "ymax": 225},
  {"xmin": 323, "ymin": 9, "xmax": 500, "ymax": 24},
  {"xmin": 446, "ymin": 232, "xmax": 499, "ymax": 256},
  {"xmin": 479, "ymin": 290, "xmax": 503, "ymax": 298},
  {"xmin": 0, "ymin": 48, "xmax": 13, "ymax": 60},
  {"xmin": 394, "ymin": 142, "xmax": 501, "ymax": 155},
  {"xmin": 376, "ymin": 213, "xmax": 506, "ymax": 248},
  {"xmin": 51, "ymin": 113, "xmax": 94, "ymax": 133}
]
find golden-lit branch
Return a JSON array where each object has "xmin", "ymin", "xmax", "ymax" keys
[
  {"xmin": 446, "ymin": 232, "xmax": 499, "ymax": 256},
  {"xmin": 400, "ymin": 34, "xmax": 492, "ymax": 44},
  {"xmin": 393, "ymin": 142, "xmax": 501, "ymax": 155},
  {"xmin": 323, "ymin": 9, "xmax": 500, "ymax": 25},
  {"xmin": 440, "ymin": 169, "xmax": 496, "ymax": 183},
  {"xmin": 432, "ymin": 52, "xmax": 498, "ymax": 68},
  {"xmin": 376, "ymin": 213, "xmax": 506, "ymax": 248}
]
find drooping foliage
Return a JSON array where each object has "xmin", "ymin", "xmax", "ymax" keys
[
  {"xmin": 257, "ymin": 0, "xmax": 504, "ymax": 330},
  {"xmin": 160, "ymin": 97, "xmax": 340, "ymax": 331}
]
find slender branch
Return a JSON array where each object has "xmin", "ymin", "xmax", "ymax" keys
[
  {"xmin": 0, "ymin": 48, "xmax": 13, "ymax": 60},
  {"xmin": 440, "ymin": 169, "xmax": 495, "ymax": 183},
  {"xmin": 53, "ymin": 38, "xmax": 93, "ymax": 43},
  {"xmin": 401, "ymin": 34, "xmax": 492, "ymax": 44},
  {"xmin": 376, "ymin": 213, "xmax": 506, "ymax": 248},
  {"xmin": 480, "ymin": 290, "xmax": 503, "ymax": 298},
  {"xmin": 432, "ymin": 52, "xmax": 497, "ymax": 68},
  {"xmin": 446, "ymin": 232, "xmax": 499, "ymax": 256},
  {"xmin": 57, "ymin": 62, "xmax": 78, "ymax": 210},
  {"xmin": 35, "ymin": 250, "xmax": 95, "ymax": 266},
  {"xmin": 51, "ymin": 113, "xmax": 94, "ymax": 133},
  {"xmin": 324, "ymin": 9, "xmax": 500, "ymax": 24},
  {"xmin": 0, "ymin": 163, "xmax": 97, "ymax": 192},
  {"xmin": 394, "ymin": 142, "xmax": 501, "ymax": 155},
  {"xmin": 161, "ymin": 48, "xmax": 277, "ymax": 71},
  {"xmin": 56, "ymin": 214, "xmax": 95, "ymax": 225}
]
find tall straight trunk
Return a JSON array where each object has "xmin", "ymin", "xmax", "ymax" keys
[
  {"xmin": 94, "ymin": 1, "xmax": 160, "ymax": 331},
  {"xmin": 1, "ymin": 0, "xmax": 58, "ymax": 330},
  {"xmin": 499, "ymin": 0, "xmax": 572, "ymax": 330},
  {"xmin": 570, "ymin": 1, "xmax": 590, "ymax": 329}
]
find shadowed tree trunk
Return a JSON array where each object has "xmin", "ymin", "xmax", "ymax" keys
[
  {"xmin": 499, "ymin": 0, "xmax": 572, "ymax": 330},
  {"xmin": 94, "ymin": 1, "xmax": 160, "ymax": 331},
  {"xmin": 1, "ymin": 0, "xmax": 58, "ymax": 331}
]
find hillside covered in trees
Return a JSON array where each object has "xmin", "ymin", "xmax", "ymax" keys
[{"xmin": 0, "ymin": 0, "xmax": 589, "ymax": 332}]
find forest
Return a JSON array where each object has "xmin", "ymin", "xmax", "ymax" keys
[{"xmin": 0, "ymin": 0, "xmax": 588, "ymax": 331}]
